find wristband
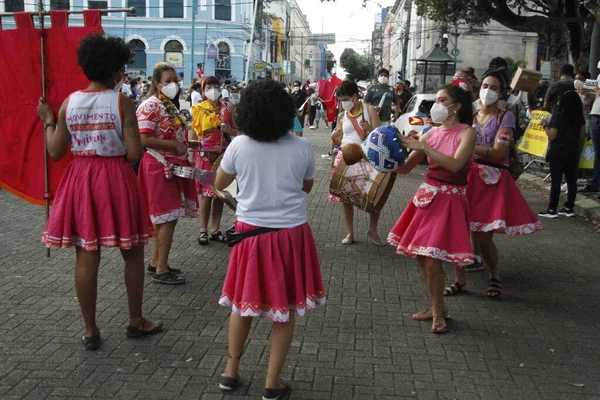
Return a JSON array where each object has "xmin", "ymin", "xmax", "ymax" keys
[{"xmin": 44, "ymin": 122, "xmax": 56, "ymax": 130}]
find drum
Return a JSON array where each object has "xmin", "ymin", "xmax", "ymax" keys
[
  {"xmin": 329, "ymin": 157, "xmax": 396, "ymax": 214},
  {"xmin": 211, "ymin": 154, "xmax": 238, "ymax": 211}
]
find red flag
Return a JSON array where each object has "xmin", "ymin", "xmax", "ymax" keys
[
  {"xmin": 0, "ymin": 11, "xmax": 103, "ymax": 205},
  {"xmin": 323, "ymin": 75, "xmax": 343, "ymax": 122}
]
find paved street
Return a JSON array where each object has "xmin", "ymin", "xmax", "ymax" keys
[{"xmin": 1, "ymin": 127, "xmax": 600, "ymax": 400}]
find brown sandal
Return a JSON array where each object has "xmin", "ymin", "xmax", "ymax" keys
[
  {"xmin": 443, "ymin": 281, "xmax": 467, "ymax": 296},
  {"xmin": 210, "ymin": 230, "xmax": 227, "ymax": 243},
  {"xmin": 431, "ymin": 316, "xmax": 448, "ymax": 334},
  {"xmin": 197, "ymin": 230, "xmax": 209, "ymax": 245},
  {"xmin": 412, "ymin": 307, "xmax": 450, "ymax": 321}
]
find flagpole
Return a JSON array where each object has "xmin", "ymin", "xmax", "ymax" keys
[{"xmin": 244, "ymin": 0, "xmax": 258, "ymax": 83}]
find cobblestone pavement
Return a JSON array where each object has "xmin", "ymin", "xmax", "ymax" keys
[{"xmin": 1, "ymin": 127, "xmax": 600, "ymax": 400}]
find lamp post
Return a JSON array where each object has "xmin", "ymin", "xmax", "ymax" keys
[{"xmin": 244, "ymin": 0, "xmax": 259, "ymax": 83}]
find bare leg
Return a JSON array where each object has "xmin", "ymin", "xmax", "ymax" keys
[
  {"xmin": 121, "ymin": 245, "xmax": 145, "ymax": 323},
  {"xmin": 473, "ymin": 232, "xmax": 500, "ymax": 281},
  {"xmin": 342, "ymin": 203, "xmax": 354, "ymax": 240},
  {"xmin": 150, "ymin": 228, "xmax": 159, "ymax": 266},
  {"xmin": 199, "ymin": 195, "xmax": 212, "ymax": 232},
  {"xmin": 154, "ymin": 220, "xmax": 177, "ymax": 275},
  {"xmin": 421, "ymin": 257, "xmax": 447, "ymax": 331},
  {"xmin": 210, "ymin": 198, "xmax": 225, "ymax": 234},
  {"xmin": 265, "ymin": 314, "xmax": 296, "ymax": 389},
  {"xmin": 75, "ymin": 248, "xmax": 101, "ymax": 337},
  {"xmin": 367, "ymin": 210, "xmax": 383, "ymax": 241},
  {"xmin": 224, "ymin": 313, "xmax": 253, "ymax": 378}
]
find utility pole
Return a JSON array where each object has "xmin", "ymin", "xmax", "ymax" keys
[
  {"xmin": 400, "ymin": 0, "xmax": 412, "ymax": 80},
  {"xmin": 190, "ymin": 0, "xmax": 198, "ymax": 85},
  {"xmin": 202, "ymin": 24, "xmax": 208, "ymax": 68},
  {"xmin": 244, "ymin": 0, "xmax": 259, "ymax": 83},
  {"xmin": 122, "ymin": 0, "xmax": 128, "ymax": 39}
]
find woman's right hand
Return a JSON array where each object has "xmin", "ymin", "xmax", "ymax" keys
[{"xmin": 174, "ymin": 141, "xmax": 188, "ymax": 156}]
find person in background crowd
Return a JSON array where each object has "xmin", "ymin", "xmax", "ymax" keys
[
  {"xmin": 317, "ymin": 96, "xmax": 329, "ymax": 129},
  {"xmin": 121, "ymin": 76, "xmax": 133, "ymax": 98},
  {"xmin": 196, "ymin": 63, "xmax": 204, "ymax": 79},
  {"xmin": 191, "ymin": 76, "xmax": 238, "ymax": 246},
  {"xmin": 389, "ymin": 84, "xmax": 476, "ymax": 334},
  {"xmin": 575, "ymin": 72, "xmax": 593, "ymax": 136},
  {"xmin": 329, "ymin": 81, "xmax": 385, "ymax": 245},
  {"xmin": 578, "ymin": 62, "xmax": 600, "ymax": 195},
  {"xmin": 527, "ymin": 79, "xmax": 550, "ymax": 117},
  {"xmin": 137, "ymin": 63, "xmax": 199, "ymax": 285},
  {"xmin": 396, "ymin": 80, "xmax": 413, "ymax": 115},
  {"xmin": 544, "ymin": 64, "xmax": 575, "ymax": 112},
  {"xmin": 323, "ymin": 74, "xmax": 356, "ymax": 161},
  {"xmin": 291, "ymin": 80, "xmax": 308, "ymax": 128},
  {"xmin": 36, "ymin": 34, "xmax": 163, "ymax": 350},
  {"xmin": 307, "ymin": 87, "xmax": 318, "ymax": 129},
  {"xmin": 190, "ymin": 82, "xmax": 202, "ymax": 107},
  {"xmin": 539, "ymin": 91, "xmax": 586, "ymax": 218},
  {"xmin": 364, "ymin": 68, "xmax": 399, "ymax": 124},
  {"xmin": 444, "ymin": 70, "xmax": 542, "ymax": 298},
  {"xmin": 215, "ymin": 79, "xmax": 324, "ymax": 398}
]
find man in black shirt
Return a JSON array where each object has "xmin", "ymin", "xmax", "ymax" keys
[
  {"xmin": 291, "ymin": 80, "xmax": 308, "ymax": 126},
  {"xmin": 544, "ymin": 64, "xmax": 575, "ymax": 112}
]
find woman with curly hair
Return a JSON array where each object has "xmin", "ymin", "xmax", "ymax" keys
[
  {"xmin": 136, "ymin": 63, "xmax": 199, "ymax": 285},
  {"xmin": 36, "ymin": 34, "xmax": 163, "ymax": 350},
  {"xmin": 190, "ymin": 76, "xmax": 238, "ymax": 245},
  {"xmin": 215, "ymin": 80, "xmax": 325, "ymax": 398}
]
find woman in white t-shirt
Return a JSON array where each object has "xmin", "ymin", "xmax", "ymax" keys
[{"xmin": 214, "ymin": 80, "xmax": 325, "ymax": 398}]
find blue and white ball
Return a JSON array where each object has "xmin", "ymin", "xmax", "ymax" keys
[{"xmin": 361, "ymin": 125, "xmax": 408, "ymax": 173}]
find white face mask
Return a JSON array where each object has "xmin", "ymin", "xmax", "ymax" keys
[
  {"xmin": 574, "ymin": 79, "xmax": 585, "ymax": 90},
  {"xmin": 479, "ymin": 88, "xmax": 499, "ymax": 106},
  {"xmin": 472, "ymin": 100, "xmax": 481, "ymax": 111},
  {"xmin": 113, "ymin": 72, "xmax": 124, "ymax": 92},
  {"xmin": 161, "ymin": 82, "xmax": 179, "ymax": 99},
  {"xmin": 430, "ymin": 102, "xmax": 454, "ymax": 123},
  {"xmin": 378, "ymin": 76, "xmax": 388, "ymax": 85},
  {"xmin": 292, "ymin": 86, "xmax": 300, "ymax": 93},
  {"xmin": 205, "ymin": 88, "xmax": 221, "ymax": 101},
  {"xmin": 341, "ymin": 101, "xmax": 355, "ymax": 111}
]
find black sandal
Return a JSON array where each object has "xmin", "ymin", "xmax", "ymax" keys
[
  {"xmin": 487, "ymin": 278, "xmax": 503, "ymax": 298},
  {"xmin": 81, "ymin": 332, "xmax": 102, "ymax": 351},
  {"xmin": 443, "ymin": 281, "xmax": 467, "ymax": 296},
  {"xmin": 210, "ymin": 230, "xmax": 227, "ymax": 243},
  {"xmin": 151, "ymin": 272, "xmax": 186, "ymax": 285},
  {"xmin": 126, "ymin": 317, "xmax": 164, "ymax": 338},
  {"xmin": 146, "ymin": 265, "xmax": 182, "ymax": 275},
  {"xmin": 197, "ymin": 230, "xmax": 209, "ymax": 246}
]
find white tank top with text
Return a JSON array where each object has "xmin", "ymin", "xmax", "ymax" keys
[{"xmin": 66, "ymin": 90, "xmax": 126, "ymax": 157}]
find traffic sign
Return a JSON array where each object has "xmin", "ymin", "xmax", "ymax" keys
[{"xmin": 253, "ymin": 62, "xmax": 266, "ymax": 73}]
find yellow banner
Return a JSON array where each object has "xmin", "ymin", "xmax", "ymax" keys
[
  {"xmin": 519, "ymin": 110, "xmax": 550, "ymax": 158},
  {"xmin": 579, "ymin": 140, "xmax": 595, "ymax": 169}
]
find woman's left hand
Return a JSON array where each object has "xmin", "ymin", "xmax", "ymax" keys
[
  {"xmin": 400, "ymin": 135, "xmax": 425, "ymax": 151},
  {"xmin": 37, "ymin": 98, "xmax": 55, "ymax": 124},
  {"xmin": 359, "ymin": 119, "xmax": 371, "ymax": 132}
]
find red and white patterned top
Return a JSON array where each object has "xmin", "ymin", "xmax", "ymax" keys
[{"xmin": 137, "ymin": 96, "xmax": 189, "ymax": 161}]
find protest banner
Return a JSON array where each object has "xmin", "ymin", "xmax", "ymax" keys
[{"xmin": 518, "ymin": 110, "xmax": 549, "ymax": 158}]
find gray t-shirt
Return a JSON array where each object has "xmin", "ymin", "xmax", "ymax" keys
[
  {"xmin": 364, "ymin": 84, "xmax": 398, "ymax": 121},
  {"xmin": 544, "ymin": 78, "xmax": 575, "ymax": 112}
]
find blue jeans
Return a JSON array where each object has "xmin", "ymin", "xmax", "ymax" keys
[{"xmin": 591, "ymin": 116, "xmax": 600, "ymax": 188}]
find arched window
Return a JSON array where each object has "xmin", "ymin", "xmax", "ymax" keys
[
  {"xmin": 215, "ymin": 42, "xmax": 231, "ymax": 79},
  {"xmin": 164, "ymin": 40, "xmax": 184, "ymax": 68},
  {"xmin": 129, "ymin": 39, "xmax": 147, "ymax": 76}
]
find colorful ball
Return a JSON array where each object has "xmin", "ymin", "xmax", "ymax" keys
[{"xmin": 361, "ymin": 125, "xmax": 407, "ymax": 173}]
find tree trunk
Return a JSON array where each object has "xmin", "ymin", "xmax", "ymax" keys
[{"xmin": 544, "ymin": 25, "xmax": 570, "ymax": 80}]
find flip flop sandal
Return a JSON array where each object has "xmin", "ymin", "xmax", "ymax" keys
[
  {"xmin": 81, "ymin": 332, "xmax": 102, "ymax": 351},
  {"xmin": 197, "ymin": 230, "xmax": 209, "ymax": 246},
  {"xmin": 210, "ymin": 230, "xmax": 227, "ymax": 243},
  {"xmin": 431, "ymin": 316, "xmax": 448, "ymax": 334},
  {"xmin": 219, "ymin": 374, "xmax": 241, "ymax": 392},
  {"xmin": 151, "ymin": 272, "xmax": 186, "ymax": 285},
  {"xmin": 443, "ymin": 281, "xmax": 467, "ymax": 296},
  {"xmin": 146, "ymin": 265, "xmax": 182, "ymax": 275},
  {"xmin": 126, "ymin": 317, "xmax": 164, "ymax": 338},
  {"xmin": 487, "ymin": 278, "xmax": 503, "ymax": 298},
  {"xmin": 412, "ymin": 307, "xmax": 450, "ymax": 321}
]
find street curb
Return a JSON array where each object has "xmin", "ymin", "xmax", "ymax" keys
[{"xmin": 519, "ymin": 172, "xmax": 600, "ymax": 226}]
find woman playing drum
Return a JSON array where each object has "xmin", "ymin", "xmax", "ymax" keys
[
  {"xmin": 389, "ymin": 85, "xmax": 476, "ymax": 334},
  {"xmin": 190, "ymin": 76, "xmax": 238, "ymax": 245},
  {"xmin": 329, "ymin": 81, "xmax": 385, "ymax": 245},
  {"xmin": 137, "ymin": 63, "xmax": 199, "ymax": 285}
]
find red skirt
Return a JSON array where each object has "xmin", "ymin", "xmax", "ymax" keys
[
  {"xmin": 467, "ymin": 164, "xmax": 543, "ymax": 235},
  {"xmin": 193, "ymin": 151, "xmax": 217, "ymax": 198},
  {"xmin": 388, "ymin": 178, "xmax": 474, "ymax": 266},
  {"xmin": 138, "ymin": 153, "xmax": 198, "ymax": 226},
  {"xmin": 219, "ymin": 221, "xmax": 325, "ymax": 322},
  {"xmin": 42, "ymin": 156, "xmax": 150, "ymax": 251}
]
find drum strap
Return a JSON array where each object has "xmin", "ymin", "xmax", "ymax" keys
[
  {"xmin": 225, "ymin": 226, "xmax": 281, "ymax": 247},
  {"xmin": 349, "ymin": 116, "xmax": 367, "ymax": 141}
]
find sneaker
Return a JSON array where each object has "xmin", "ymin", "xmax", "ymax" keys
[
  {"xmin": 538, "ymin": 209, "xmax": 558, "ymax": 218},
  {"xmin": 310, "ymin": 126, "xmax": 316, "ymax": 130},
  {"xmin": 321, "ymin": 154, "xmax": 332, "ymax": 160},
  {"xmin": 219, "ymin": 374, "xmax": 241, "ymax": 391},
  {"xmin": 263, "ymin": 378, "xmax": 291, "ymax": 400},
  {"xmin": 560, "ymin": 183, "xmax": 567, "ymax": 192},
  {"xmin": 465, "ymin": 259, "xmax": 484, "ymax": 272},
  {"xmin": 578, "ymin": 184, "xmax": 600, "ymax": 194},
  {"xmin": 558, "ymin": 207, "xmax": 575, "ymax": 217}
]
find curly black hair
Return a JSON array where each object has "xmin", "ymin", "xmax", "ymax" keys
[
  {"xmin": 236, "ymin": 79, "xmax": 294, "ymax": 142},
  {"xmin": 441, "ymin": 84, "xmax": 474, "ymax": 126},
  {"xmin": 337, "ymin": 81, "xmax": 359, "ymax": 97},
  {"xmin": 77, "ymin": 34, "xmax": 133, "ymax": 82}
]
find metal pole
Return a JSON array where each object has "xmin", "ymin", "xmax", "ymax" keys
[
  {"xmin": 400, "ymin": 0, "xmax": 412, "ymax": 80},
  {"xmin": 190, "ymin": 0, "xmax": 197, "ymax": 84},
  {"xmin": 122, "ymin": 0, "xmax": 128, "ymax": 39},
  {"xmin": 202, "ymin": 24, "xmax": 208, "ymax": 68},
  {"xmin": 244, "ymin": 0, "xmax": 258, "ymax": 82},
  {"xmin": 38, "ymin": 0, "xmax": 50, "ymax": 258}
]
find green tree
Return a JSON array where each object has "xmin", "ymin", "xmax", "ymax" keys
[
  {"xmin": 415, "ymin": 0, "xmax": 595, "ymax": 76},
  {"xmin": 340, "ymin": 48, "xmax": 371, "ymax": 80},
  {"xmin": 326, "ymin": 50, "xmax": 337, "ymax": 74},
  {"xmin": 505, "ymin": 56, "xmax": 527, "ymax": 75}
]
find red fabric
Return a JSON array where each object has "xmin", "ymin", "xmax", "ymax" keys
[
  {"xmin": 219, "ymin": 221, "xmax": 325, "ymax": 322},
  {"xmin": 0, "ymin": 11, "xmax": 102, "ymax": 205},
  {"xmin": 42, "ymin": 156, "xmax": 150, "ymax": 251},
  {"xmin": 323, "ymin": 76, "xmax": 342, "ymax": 122}
]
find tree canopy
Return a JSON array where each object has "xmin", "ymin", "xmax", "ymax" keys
[
  {"xmin": 339, "ymin": 48, "xmax": 372, "ymax": 80},
  {"xmin": 326, "ymin": 50, "xmax": 337, "ymax": 74}
]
